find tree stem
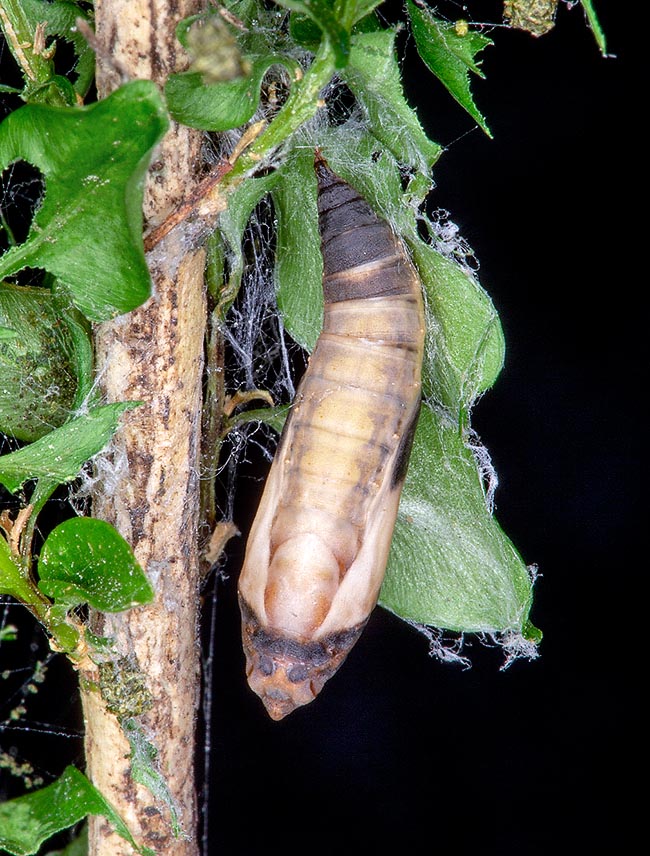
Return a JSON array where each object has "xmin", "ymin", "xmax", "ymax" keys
[{"xmin": 79, "ymin": 2, "xmax": 208, "ymax": 854}]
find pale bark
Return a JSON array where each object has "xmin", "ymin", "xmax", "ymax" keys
[{"xmin": 78, "ymin": 2, "xmax": 209, "ymax": 854}]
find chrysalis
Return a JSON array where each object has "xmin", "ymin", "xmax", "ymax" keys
[{"xmin": 238, "ymin": 156, "xmax": 425, "ymax": 719}]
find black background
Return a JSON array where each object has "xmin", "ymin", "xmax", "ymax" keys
[{"xmin": 1, "ymin": 2, "xmax": 633, "ymax": 855}]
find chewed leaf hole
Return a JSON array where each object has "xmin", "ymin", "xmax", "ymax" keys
[
  {"xmin": 4, "ymin": 266, "xmax": 48, "ymax": 288},
  {"xmin": 0, "ymin": 161, "xmax": 45, "ymax": 250}
]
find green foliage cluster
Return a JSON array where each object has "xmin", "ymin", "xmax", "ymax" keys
[
  {"xmin": 177, "ymin": 0, "xmax": 535, "ymax": 638},
  {"xmin": 0, "ymin": 0, "xmax": 605, "ymax": 852}
]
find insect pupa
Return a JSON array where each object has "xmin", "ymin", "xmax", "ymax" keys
[{"xmin": 237, "ymin": 155, "xmax": 425, "ymax": 719}]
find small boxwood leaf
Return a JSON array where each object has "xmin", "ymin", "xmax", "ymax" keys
[
  {"xmin": 0, "ymin": 402, "xmax": 139, "ymax": 493},
  {"xmin": 0, "ymin": 282, "xmax": 93, "ymax": 441},
  {"xmin": 381, "ymin": 404, "xmax": 538, "ymax": 637},
  {"xmin": 2, "ymin": 531, "xmax": 81, "ymax": 653},
  {"xmin": 215, "ymin": 169, "xmax": 279, "ymax": 315},
  {"xmin": 42, "ymin": 822, "xmax": 88, "ymax": 856},
  {"xmin": 38, "ymin": 517, "xmax": 153, "ymax": 612},
  {"xmin": 18, "ymin": 0, "xmax": 96, "ymax": 97},
  {"xmin": 165, "ymin": 54, "xmax": 299, "ymax": 131},
  {"xmin": 273, "ymin": 0, "xmax": 350, "ymax": 67},
  {"xmin": 406, "ymin": 0, "xmax": 492, "ymax": 137},
  {"xmin": 408, "ymin": 239, "xmax": 505, "ymax": 411},
  {"xmin": 0, "ymin": 81, "xmax": 168, "ymax": 321},
  {"xmin": 271, "ymin": 148, "xmax": 323, "ymax": 351},
  {"xmin": 0, "ymin": 765, "xmax": 147, "ymax": 856},
  {"xmin": 342, "ymin": 29, "xmax": 442, "ymax": 175},
  {"xmin": 228, "ymin": 404, "xmax": 290, "ymax": 436},
  {"xmin": 345, "ymin": 0, "xmax": 386, "ymax": 27},
  {"xmin": 289, "ymin": 12, "xmax": 325, "ymax": 48},
  {"xmin": 0, "ymin": 534, "xmax": 37, "ymax": 605},
  {"xmin": 580, "ymin": 0, "xmax": 608, "ymax": 56},
  {"xmin": 286, "ymin": 0, "xmax": 384, "ymax": 47},
  {"xmin": 122, "ymin": 719, "xmax": 183, "ymax": 837}
]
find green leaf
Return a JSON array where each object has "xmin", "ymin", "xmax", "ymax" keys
[
  {"xmin": 0, "ymin": 534, "xmax": 38, "ymax": 606},
  {"xmin": 580, "ymin": 0, "xmax": 608, "ymax": 56},
  {"xmin": 406, "ymin": 0, "xmax": 492, "ymax": 137},
  {"xmin": 0, "ymin": 282, "xmax": 93, "ymax": 441},
  {"xmin": 342, "ymin": 28, "xmax": 442, "ymax": 175},
  {"xmin": 380, "ymin": 404, "xmax": 538, "ymax": 637},
  {"xmin": 18, "ymin": 0, "xmax": 96, "ymax": 97},
  {"xmin": 0, "ymin": 401, "xmax": 138, "ymax": 493},
  {"xmin": 42, "ymin": 823, "xmax": 88, "ymax": 856},
  {"xmin": 0, "ymin": 0, "xmax": 57, "ymax": 103},
  {"xmin": 26, "ymin": 75, "xmax": 77, "ymax": 108},
  {"xmin": 0, "ymin": 0, "xmax": 94, "ymax": 103},
  {"xmin": 0, "ymin": 622, "xmax": 18, "ymax": 641},
  {"xmin": 1, "ymin": 536, "xmax": 81, "ymax": 650},
  {"xmin": 271, "ymin": 148, "xmax": 323, "ymax": 351},
  {"xmin": 123, "ymin": 719, "xmax": 183, "ymax": 838},
  {"xmin": 273, "ymin": 0, "xmax": 351, "ymax": 67},
  {"xmin": 0, "ymin": 765, "xmax": 145, "ymax": 856},
  {"xmin": 38, "ymin": 517, "xmax": 154, "ymax": 612},
  {"xmin": 288, "ymin": 0, "xmax": 383, "ymax": 46},
  {"xmin": 408, "ymin": 240, "xmax": 505, "ymax": 412},
  {"xmin": 0, "ymin": 81, "xmax": 169, "ymax": 321},
  {"xmin": 165, "ymin": 54, "xmax": 299, "ymax": 131},
  {"xmin": 345, "ymin": 0, "xmax": 385, "ymax": 27},
  {"xmin": 288, "ymin": 13, "xmax": 325, "ymax": 48},
  {"xmin": 56, "ymin": 297, "xmax": 95, "ymax": 409},
  {"xmin": 228, "ymin": 403, "xmax": 289, "ymax": 435},
  {"xmin": 215, "ymin": 170, "xmax": 279, "ymax": 314}
]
